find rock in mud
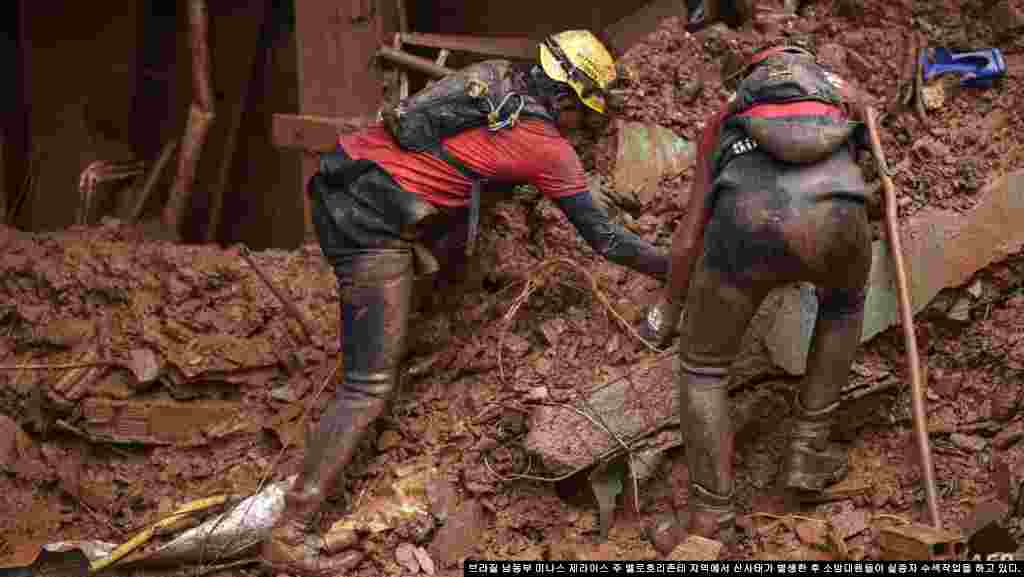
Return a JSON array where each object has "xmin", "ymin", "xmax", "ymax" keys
[
  {"xmin": 376, "ymin": 429, "xmax": 403, "ymax": 452},
  {"xmin": 951, "ymin": 433, "xmax": 987, "ymax": 453},
  {"xmin": 428, "ymin": 500, "xmax": 485, "ymax": 569},
  {"xmin": 539, "ymin": 318, "xmax": 569, "ymax": 346},
  {"xmin": 994, "ymin": 420, "xmax": 1024, "ymax": 450},
  {"xmin": 647, "ymin": 514, "xmax": 683, "ymax": 557},
  {"xmin": 611, "ymin": 121, "xmax": 695, "ymax": 210},
  {"xmin": 332, "ymin": 550, "xmax": 366, "ymax": 572},
  {"xmin": 413, "ymin": 546, "xmax": 436, "ymax": 575},
  {"xmin": 832, "ymin": 510, "xmax": 870, "ymax": 541},
  {"xmin": 395, "ymin": 542, "xmax": 420, "ymax": 573},
  {"xmin": 0, "ymin": 415, "xmax": 33, "ymax": 472},
  {"xmin": 324, "ymin": 523, "xmax": 359, "ymax": 555},
  {"xmin": 990, "ymin": 0, "xmax": 1024, "ymax": 35},
  {"xmin": 669, "ymin": 535, "xmax": 723, "ymax": 560},
  {"xmin": 795, "ymin": 519, "xmax": 829, "ymax": 547},
  {"xmin": 425, "ymin": 478, "xmax": 459, "ymax": 524},
  {"xmin": 502, "ymin": 333, "xmax": 531, "ymax": 358}
]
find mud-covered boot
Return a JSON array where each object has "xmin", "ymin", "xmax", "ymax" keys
[
  {"xmin": 781, "ymin": 399, "xmax": 849, "ymax": 493},
  {"xmin": 681, "ymin": 364, "xmax": 738, "ymax": 545},
  {"xmin": 688, "ymin": 483, "xmax": 737, "ymax": 542},
  {"xmin": 263, "ymin": 249, "xmax": 414, "ymax": 577},
  {"xmin": 264, "ymin": 492, "xmax": 364, "ymax": 576}
]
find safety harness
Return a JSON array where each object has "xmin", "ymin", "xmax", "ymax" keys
[{"xmin": 380, "ymin": 59, "xmax": 560, "ymax": 256}]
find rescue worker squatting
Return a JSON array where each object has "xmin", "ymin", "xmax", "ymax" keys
[
  {"xmin": 261, "ymin": 30, "xmax": 669, "ymax": 577},
  {"xmin": 639, "ymin": 43, "xmax": 879, "ymax": 552}
]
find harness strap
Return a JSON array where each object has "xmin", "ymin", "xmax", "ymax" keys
[{"xmin": 435, "ymin": 146, "xmax": 486, "ymax": 257}]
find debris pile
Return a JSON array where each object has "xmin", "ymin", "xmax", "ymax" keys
[{"xmin": 2, "ymin": 0, "xmax": 1024, "ymax": 572}]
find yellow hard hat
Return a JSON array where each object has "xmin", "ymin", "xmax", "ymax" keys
[{"xmin": 539, "ymin": 30, "xmax": 617, "ymax": 114}]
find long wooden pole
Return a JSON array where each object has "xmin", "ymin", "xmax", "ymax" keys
[
  {"xmin": 864, "ymin": 106, "xmax": 940, "ymax": 528},
  {"xmin": 162, "ymin": 0, "xmax": 216, "ymax": 239}
]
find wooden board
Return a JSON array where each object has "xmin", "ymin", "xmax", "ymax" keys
[{"xmin": 271, "ymin": 113, "xmax": 376, "ymax": 153}]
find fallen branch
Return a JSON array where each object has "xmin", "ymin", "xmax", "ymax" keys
[{"xmin": 238, "ymin": 246, "xmax": 315, "ymax": 344}]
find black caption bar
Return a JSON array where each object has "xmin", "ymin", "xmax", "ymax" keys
[{"xmin": 465, "ymin": 560, "xmax": 1022, "ymax": 576}]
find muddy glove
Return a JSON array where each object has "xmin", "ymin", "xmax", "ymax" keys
[{"xmin": 637, "ymin": 298, "xmax": 682, "ymax": 348}]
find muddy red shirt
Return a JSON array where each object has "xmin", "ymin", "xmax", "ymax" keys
[{"xmin": 336, "ymin": 120, "xmax": 587, "ymax": 208}]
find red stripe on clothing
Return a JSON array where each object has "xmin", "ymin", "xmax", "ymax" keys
[
  {"xmin": 738, "ymin": 101, "xmax": 846, "ymax": 120},
  {"xmin": 337, "ymin": 120, "xmax": 587, "ymax": 207}
]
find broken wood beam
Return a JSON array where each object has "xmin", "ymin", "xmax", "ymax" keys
[
  {"xmin": 395, "ymin": 0, "xmax": 410, "ymax": 101},
  {"xmin": 398, "ymin": 32, "xmax": 536, "ymax": 60},
  {"xmin": 128, "ymin": 139, "xmax": 178, "ymax": 223},
  {"xmin": 271, "ymin": 113, "xmax": 376, "ymax": 153},
  {"xmin": 162, "ymin": 0, "xmax": 215, "ymax": 239},
  {"xmin": 393, "ymin": 33, "xmax": 410, "ymax": 101},
  {"xmin": 377, "ymin": 46, "xmax": 454, "ymax": 79}
]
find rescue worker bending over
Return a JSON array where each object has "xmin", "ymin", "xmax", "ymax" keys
[
  {"xmin": 639, "ymin": 44, "xmax": 876, "ymax": 549},
  {"xmin": 263, "ymin": 30, "xmax": 668, "ymax": 576}
]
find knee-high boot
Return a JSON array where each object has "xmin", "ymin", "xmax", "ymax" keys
[
  {"xmin": 782, "ymin": 292, "xmax": 864, "ymax": 493},
  {"xmin": 264, "ymin": 249, "xmax": 413, "ymax": 576},
  {"xmin": 681, "ymin": 363, "xmax": 737, "ymax": 540}
]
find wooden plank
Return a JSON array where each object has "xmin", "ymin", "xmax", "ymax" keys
[
  {"xmin": 399, "ymin": 32, "xmax": 537, "ymax": 60},
  {"xmin": 271, "ymin": 113, "xmax": 376, "ymax": 153}
]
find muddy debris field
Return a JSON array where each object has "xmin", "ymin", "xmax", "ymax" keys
[{"xmin": 2, "ymin": 0, "xmax": 1024, "ymax": 574}]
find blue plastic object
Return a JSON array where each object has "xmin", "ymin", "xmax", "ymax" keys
[{"xmin": 921, "ymin": 47, "xmax": 1007, "ymax": 88}]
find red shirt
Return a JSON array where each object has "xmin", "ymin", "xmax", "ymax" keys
[{"xmin": 337, "ymin": 120, "xmax": 587, "ymax": 208}]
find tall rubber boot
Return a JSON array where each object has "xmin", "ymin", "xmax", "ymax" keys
[
  {"xmin": 264, "ymin": 250, "xmax": 413, "ymax": 577},
  {"xmin": 646, "ymin": 364, "xmax": 736, "ymax": 556},
  {"xmin": 682, "ymin": 364, "xmax": 737, "ymax": 542},
  {"xmin": 782, "ymin": 288, "xmax": 864, "ymax": 493}
]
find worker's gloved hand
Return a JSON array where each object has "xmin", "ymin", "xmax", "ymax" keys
[{"xmin": 637, "ymin": 299, "xmax": 682, "ymax": 348}]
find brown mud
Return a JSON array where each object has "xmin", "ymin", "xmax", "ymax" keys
[{"xmin": 2, "ymin": 0, "xmax": 1024, "ymax": 574}]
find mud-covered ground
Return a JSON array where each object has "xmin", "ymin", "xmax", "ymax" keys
[{"xmin": 2, "ymin": 0, "xmax": 1024, "ymax": 574}]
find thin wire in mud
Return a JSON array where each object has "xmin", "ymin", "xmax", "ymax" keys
[{"xmin": 497, "ymin": 257, "xmax": 669, "ymax": 385}]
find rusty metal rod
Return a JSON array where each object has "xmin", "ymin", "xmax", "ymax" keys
[
  {"xmin": 865, "ymin": 106, "xmax": 940, "ymax": 528},
  {"xmin": 163, "ymin": 0, "xmax": 215, "ymax": 238},
  {"xmin": 377, "ymin": 46, "xmax": 454, "ymax": 79},
  {"xmin": 239, "ymin": 246, "xmax": 315, "ymax": 344}
]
